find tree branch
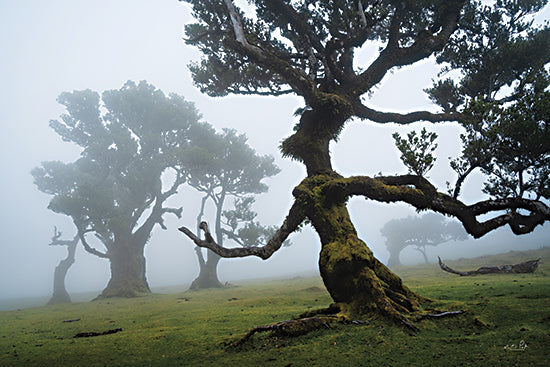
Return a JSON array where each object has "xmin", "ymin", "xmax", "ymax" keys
[
  {"xmin": 178, "ymin": 201, "xmax": 305, "ymax": 260},
  {"xmin": 75, "ymin": 224, "xmax": 109, "ymax": 259},
  {"xmin": 322, "ymin": 175, "xmax": 550, "ymax": 238},
  {"xmin": 354, "ymin": 1, "xmax": 464, "ymax": 93},
  {"xmin": 221, "ymin": 0, "xmax": 316, "ymax": 100},
  {"xmin": 354, "ymin": 102, "xmax": 461, "ymax": 124},
  {"xmin": 48, "ymin": 226, "xmax": 79, "ymax": 247},
  {"xmin": 261, "ymin": 0, "xmax": 325, "ymax": 55}
]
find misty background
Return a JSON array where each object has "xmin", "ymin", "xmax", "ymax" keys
[{"xmin": 1, "ymin": 0, "xmax": 548, "ymax": 306}]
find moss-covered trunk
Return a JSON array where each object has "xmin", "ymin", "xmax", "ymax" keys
[
  {"xmin": 299, "ymin": 178, "xmax": 420, "ymax": 322},
  {"xmin": 284, "ymin": 103, "xmax": 421, "ymax": 323},
  {"xmin": 99, "ymin": 238, "xmax": 150, "ymax": 298},
  {"xmin": 316, "ymin": 210, "xmax": 419, "ymax": 322}
]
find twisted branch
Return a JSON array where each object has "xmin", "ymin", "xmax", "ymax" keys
[
  {"xmin": 178, "ymin": 201, "xmax": 305, "ymax": 259},
  {"xmin": 322, "ymin": 175, "xmax": 550, "ymax": 238}
]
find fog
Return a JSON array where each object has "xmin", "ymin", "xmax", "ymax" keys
[{"xmin": 1, "ymin": 1, "xmax": 548, "ymax": 306}]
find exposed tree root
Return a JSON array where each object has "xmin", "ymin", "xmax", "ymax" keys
[
  {"xmin": 438, "ymin": 257, "xmax": 541, "ymax": 276},
  {"xmin": 228, "ymin": 315, "xmax": 366, "ymax": 348},
  {"xmin": 414, "ymin": 310, "xmax": 466, "ymax": 321},
  {"xmin": 297, "ymin": 304, "xmax": 342, "ymax": 318},
  {"xmin": 229, "ymin": 301, "xmax": 468, "ymax": 347}
]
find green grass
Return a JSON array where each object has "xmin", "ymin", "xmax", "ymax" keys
[{"xmin": 1, "ymin": 248, "xmax": 549, "ymax": 366}]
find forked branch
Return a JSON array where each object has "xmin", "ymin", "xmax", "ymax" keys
[{"xmin": 49, "ymin": 226, "xmax": 79, "ymax": 247}]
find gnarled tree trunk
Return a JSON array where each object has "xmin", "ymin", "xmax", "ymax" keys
[
  {"xmin": 294, "ymin": 173, "xmax": 420, "ymax": 324},
  {"xmin": 99, "ymin": 240, "xmax": 150, "ymax": 298},
  {"xmin": 290, "ymin": 109, "xmax": 421, "ymax": 323},
  {"xmin": 47, "ymin": 232, "xmax": 78, "ymax": 305},
  {"xmin": 181, "ymin": 108, "xmax": 424, "ymax": 325}
]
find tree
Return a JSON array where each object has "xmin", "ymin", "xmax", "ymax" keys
[
  {"xmin": 380, "ymin": 213, "xmax": 468, "ymax": 266},
  {"xmin": 33, "ymin": 81, "xmax": 201, "ymax": 298},
  {"xmin": 47, "ymin": 226, "xmax": 78, "ymax": 305},
  {"xmin": 178, "ymin": 0, "xmax": 550, "ymax": 325},
  {"xmin": 181, "ymin": 125, "xmax": 281, "ymax": 289}
]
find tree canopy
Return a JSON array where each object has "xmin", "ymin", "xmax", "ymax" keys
[
  {"xmin": 180, "ymin": 125, "xmax": 281, "ymax": 288},
  {"xmin": 178, "ymin": 0, "xmax": 550, "ymax": 325},
  {"xmin": 33, "ymin": 80, "xmax": 202, "ymax": 297}
]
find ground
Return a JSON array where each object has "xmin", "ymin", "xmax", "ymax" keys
[{"xmin": 1, "ymin": 247, "xmax": 549, "ymax": 366}]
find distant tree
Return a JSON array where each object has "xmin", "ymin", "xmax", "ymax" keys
[
  {"xmin": 222, "ymin": 196, "xmax": 286, "ymax": 249},
  {"xmin": 33, "ymin": 81, "xmax": 202, "ymax": 298},
  {"xmin": 178, "ymin": 0, "xmax": 550, "ymax": 325},
  {"xmin": 181, "ymin": 126, "xmax": 281, "ymax": 289},
  {"xmin": 47, "ymin": 226, "xmax": 78, "ymax": 305},
  {"xmin": 380, "ymin": 213, "xmax": 468, "ymax": 266}
]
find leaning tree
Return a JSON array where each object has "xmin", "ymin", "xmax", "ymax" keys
[
  {"xmin": 380, "ymin": 213, "xmax": 468, "ymax": 266},
  {"xmin": 181, "ymin": 125, "xmax": 281, "ymax": 289},
  {"xmin": 33, "ymin": 81, "xmax": 202, "ymax": 298},
  {"xmin": 47, "ymin": 226, "xmax": 79, "ymax": 305},
  {"xmin": 178, "ymin": 0, "xmax": 550, "ymax": 325}
]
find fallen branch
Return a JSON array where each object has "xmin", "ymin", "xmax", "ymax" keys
[
  {"xmin": 73, "ymin": 328, "xmax": 122, "ymax": 338},
  {"xmin": 438, "ymin": 257, "xmax": 541, "ymax": 276},
  {"xmin": 415, "ymin": 310, "xmax": 465, "ymax": 321}
]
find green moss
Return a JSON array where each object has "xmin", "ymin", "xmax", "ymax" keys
[{"xmin": 294, "ymin": 173, "xmax": 421, "ymax": 322}]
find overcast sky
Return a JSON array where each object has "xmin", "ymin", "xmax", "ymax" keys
[{"xmin": 1, "ymin": 0, "xmax": 548, "ymax": 304}]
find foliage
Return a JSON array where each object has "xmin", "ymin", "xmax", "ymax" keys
[
  {"xmin": 182, "ymin": 125, "xmax": 281, "ymax": 245},
  {"xmin": 32, "ymin": 81, "xmax": 203, "ymax": 296},
  {"xmin": 181, "ymin": 0, "xmax": 550, "ymax": 237},
  {"xmin": 1, "ymin": 248, "xmax": 549, "ymax": 366},
  {"xmin": 182, "ymin": 127, "xmax": 280, "ymax": 199},
  {"xmin": 449, "ymin": 73, "xmax": 550, "ymax": 199},
  {"xmin": 426, "ymin": 0, "xmax": 550, "ymax": 199},
  {"xmin": 179, "ymin": 0, "xmax": 550, "ymax": 321},
  {"xmin": 181, "ymin": 124, "xmax": 282, "ymax": 288},
  {"xmin": 392, "ymin": 128, "xmax": 439, "ymax": 177},
  {"xmin": 222, "ymin": 196, "xmax": 290, "ymax": 248}
]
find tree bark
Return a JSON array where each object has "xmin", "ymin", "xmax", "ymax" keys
[
  {"xmin": 294, "ymin": 174, "xmax": 420, "ymax": 325},
  {"xmin": 47, "ymin": 239, "xmax": 77, "ymax": 305},
  {"xmin": 286, "ymin": 108, "xmax": 421, "ymax": 324},
  {"xmin": 181, "ymin": 109, "xmax": 423, "ymax": 324},
  {"xmin": 98, "ymin": 240, "xmax": 150, "ymax": 298}
]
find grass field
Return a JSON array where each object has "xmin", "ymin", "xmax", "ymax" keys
[{"xmin": 1, "ymin": 247, "xmax": 549, "ymax": 366}]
